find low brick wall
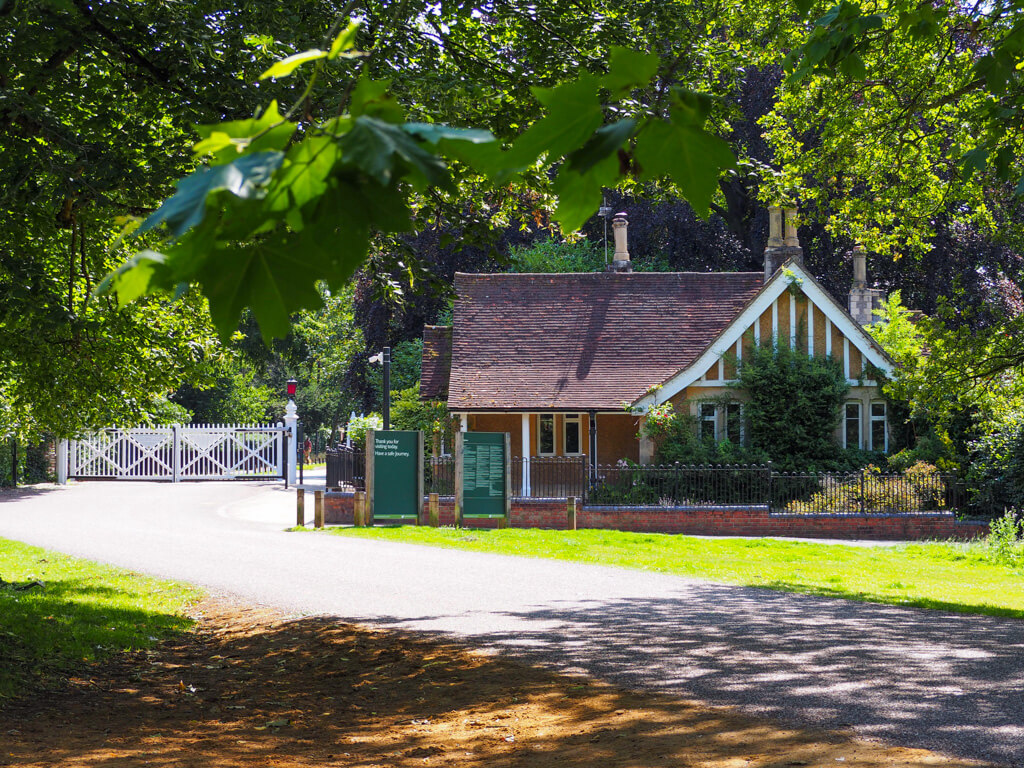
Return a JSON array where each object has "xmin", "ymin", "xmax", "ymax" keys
[
  {"xmin": 578, "ymin": 506, "xmax": 987, "ymax": 540},
  {"xmin": 324, "ymin": 493, "xmax": 571, "ymax": 529},
  {"xmin": 323, "ymin": 491, "xmax": 355, "ymax": 525},
  {"xmin": 321, "ymin": 490, "xmax": 987, "ymax": 540}
]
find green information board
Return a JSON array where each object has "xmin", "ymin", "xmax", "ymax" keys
[
  {"xmin": 366, "ymin": 430, "xmax": 423, "ymax": 522},
  {"xmin": 456, "ymin": 431, "xmax": 510, "ymax": 522}
]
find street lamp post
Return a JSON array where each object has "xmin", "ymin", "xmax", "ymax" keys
[{"xmin": 369, "ymin": 347, "xmax": 391, "ymax": 431}]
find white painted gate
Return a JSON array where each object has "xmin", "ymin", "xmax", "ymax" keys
[{"xmin": 62, "ymin": 424, "xmax": 287, "ymax": 481}]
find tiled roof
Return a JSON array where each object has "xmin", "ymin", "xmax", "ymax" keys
[
  {"xmin": 447, "ymin": 271, "xmax": 764, "ymax": 411},
  {"xmin": 420, "ymin": 325, "xmax": 452, "ymax": 400}
]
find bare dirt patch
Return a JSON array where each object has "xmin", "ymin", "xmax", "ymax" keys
[{"xmin": 0, "ymin": 597, "xmax": 991, "ymax": 767}]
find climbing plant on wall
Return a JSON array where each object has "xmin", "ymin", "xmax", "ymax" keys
[{"xmin": 735, "ymin": 343, "xmax": 851, "ymax": 471}]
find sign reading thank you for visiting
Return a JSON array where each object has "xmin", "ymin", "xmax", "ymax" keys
[{"xmin": 366, "ymin": 430, "xmax": 423, "ymax": 522}]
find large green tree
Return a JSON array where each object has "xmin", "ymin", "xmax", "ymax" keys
[
  {"xmin": 0, "ymin": 0, "xmax": 367, "ymax": 438},
  {"xmin": 772, "ymin": 0, "xmax": 1024, "ymax": 388}
]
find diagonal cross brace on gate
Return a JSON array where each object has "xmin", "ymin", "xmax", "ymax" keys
[{"xmin": 59, "ymin": 424, "xmax": 287, "ymax": 483}]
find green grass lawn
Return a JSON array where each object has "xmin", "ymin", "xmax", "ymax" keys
[
  {"xmin": 326, "ymin": 526, "xmax": 1024, "ymax": 619},
  {"xmin": 0, "ymin": 538, "xmax": 200, "ymax": 700}
]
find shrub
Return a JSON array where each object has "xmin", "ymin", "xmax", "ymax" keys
[
  {"xmin": 968, "ymin": 409, "xmax": 1024, "ymax": 514},
  {"xmin": 734, "ymin": 343, "xmax": 850, "ymax": 471},
  {"xmin": 641, "ymin": 402, "xmax": 770, "ymax": 466},
  {"xmin": 986, "ymin": 509, "xmax": 1024, "ymax": 568},
  {"xmin": 346, "ymin": 413, "xmax": 383, "ymax": 448},
  {"xmin": 588, "ymin": 460, "xmax": 662, "ymax": 505},
  {"xmin": 784, "ymin": 462, "xmax": 948, "ymax": 514}
]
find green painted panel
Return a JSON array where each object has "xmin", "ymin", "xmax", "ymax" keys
[
  {"xmin": 373, "ymin": 430, "xmax": 420, "ymax": 519},
  {"xmin": 462, "ymin": 432, "xmax": 507, "ymax": 518}
]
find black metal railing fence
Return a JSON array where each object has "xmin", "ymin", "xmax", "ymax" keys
[
  {"xmin": 588, "ymin": 463, "xmax": 772, "ymax": 507},
  {"xmin": 325, "ymin": 444, "xmax": 364, "ymax": 490},
  {"xmin": 770, "ymin": 468, "xmax": 959, "ymax": 514},
  {"xmin": 328, "ymin": 446, "xmax": 964, "ymax": 515},
  {"xmin": 510, "ymin": 456, "xmax": 588, "ymax": 499},
  {"xmin": 583, "ymin": 462, "xmax": 960, "ymax": 514},
  {"xmin": 427, "ymin": 455, "xmax": 455, "ymax": 496}
]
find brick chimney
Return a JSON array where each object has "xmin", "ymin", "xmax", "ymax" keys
[
  {"xmin": 607, "ymin": 212, "xmax": 632, "ymax": 273},
  {"xmin": 848, "ymin": 244, "xmax": 885, "ymax": 325},
  {"xmin": 764, "ymin": 206, "xmax": 803, "ymax": 279}
]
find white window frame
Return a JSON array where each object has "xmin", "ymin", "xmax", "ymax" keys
[
  {"xmin": 844, "ymin": 401, "xmax": 862, "ymax": 449},
  {"xmin": 537, "ymin": 414, "xmax": 555, "ymax": 456},
  {"xmin": 870, "ymin": 401, "xmax": 888, "ymax": 452},
  {"xmin": 563, "ymin": 414, "xmax": 583, "ymax": 455}
]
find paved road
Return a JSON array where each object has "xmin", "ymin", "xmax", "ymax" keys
[{"xmin": 1, "ymin": 481, "xmax": 1021, "ymax": 766}]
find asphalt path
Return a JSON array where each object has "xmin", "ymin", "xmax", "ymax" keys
[{"xmin": 1, "ymin": 481, "xmax": 1022, "ymax": 766}]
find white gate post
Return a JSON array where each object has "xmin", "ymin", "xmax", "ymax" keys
[
  {"xmin": 284, "ymin": 400, "xmax": 298, "ymax": 486},
  {"xmin": 56, "ymin": 439, "xmax": 68, "ymax": 484},
  {"xmin": 172, "ymin": 425, "xmax": 181, "ymax": 482}
]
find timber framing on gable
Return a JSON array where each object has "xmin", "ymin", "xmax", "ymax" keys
[{"xmin": 631, "ymin": 261, "xmax": 895, "ymax": 412}]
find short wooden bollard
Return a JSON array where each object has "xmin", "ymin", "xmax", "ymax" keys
[
  {"xmin": 296, "ymin": 488, "xmax": 305, "ymax": 527},
  {"xmin": 314, "ymin": 490, "xmax": 324, "ymax": 529},
  {"xmin": 567, "ymin": 496, "xmax": 577, "ymax": 530},
  {"xmin": 428, "ymin": 493, "xmax": 440, "ymax": 527},
  {"xmin": 354, "ymin": 491, "xmax": 366, "ymax": 527}
]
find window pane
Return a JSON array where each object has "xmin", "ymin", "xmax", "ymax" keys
[
  {"xmin": 539, "ymin": 415, "xmax": 554, "ymax": 454},
  {"xmin": 871, "ymin": 403, "xmax": 886, "ymax": 418},
  {"xmin": 726, "ymin": 404, "xmax": 742, "ymax": 444},
  {"xmin": 565, "ymin": 419, "xmax": 580, "ymax": 454},
  {"xmin": 845, "ymin": 403, "xmax": 861, "ymax": 449},
  {"xmin": 700, "ymin": 404, "xmax": 717, "ymax": 442},
  {"xmin": 872, "ymin": 420, "xmax": 886, "ymax": 451}
]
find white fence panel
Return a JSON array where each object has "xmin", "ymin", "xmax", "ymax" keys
[{"xmin": 63, "ymin": 423, "xmax": 285, "ymax": 482}]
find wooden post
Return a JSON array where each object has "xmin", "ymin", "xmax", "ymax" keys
[
  {"xmin": 416, "ymin": 430, "xmax": 425, "ymax": 523},
  {"xmin": 296, "ymin": 488, "xmax": 305, "ymax": 527},
  {"xmin": 567, "ymin": 496, "xmax": 577, "ymax": 530},
  {"xmin": 428, "ymin": 492, "xmax": 440, "ymax": 527},
  {"xmin": 314, "ymin": 489, "xmax": 324, "ymax": 529},
  {"xmin": 354, "ymin": 490, "xmax": 366, "ymax": 527},
  {"xmin": 365, "ymin": 430, "xmax": 375, "ymax": 524},
  {"xmin": 504, "ymin": 432, "xmax": 512, "ymax": 526},
  {"xmin": 454, "ymin": 431, "xmax": 464, "ymax": 527}
]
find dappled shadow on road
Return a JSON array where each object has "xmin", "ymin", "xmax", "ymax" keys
[
  {"xmin": 0, "ymin": 485, "xmax": 63, "ymax": 504},
  {"xmin": 375, "ymin": 584, "xmax": 1024, "ymax": 767},
  {"xmin": 0, "ymin": 598, "xmax": 980, "ymax": 768}
]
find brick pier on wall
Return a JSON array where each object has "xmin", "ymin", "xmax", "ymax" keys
[{"xmin": 322, "ymin": 492, "xmax": 987, "ymax": 541}]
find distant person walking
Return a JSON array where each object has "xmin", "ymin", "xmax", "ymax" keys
[{"xmin": 303, "ymin": 437, "xmax": 313, "ymax": 466}]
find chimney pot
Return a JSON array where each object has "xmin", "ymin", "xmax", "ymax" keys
[
  {"xmin": 848, "ymin": 245, "xmax": 885, "ymax": 325},
  {"xmin": 767, "ymin": 206, "xmax": 784, "ymax": 248},
  {"xmin": 784, "ymin": 208, "xmax": 800, "ymax": 248},
  {"xmin": 608, "ymin": 212, "xmax": 632, "ymax": 273},
  {"xmin": 852, "ymin": 244, "xmax": 867, "ymax": 289}
]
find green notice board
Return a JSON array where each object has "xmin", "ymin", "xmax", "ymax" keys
[
  {"xmin": 455, "ymin": 431, "xmax": 510, "ymax": 523},
  {"xmin": 366, "ymin": 430, "xmax": 423, "ymax": 522}
]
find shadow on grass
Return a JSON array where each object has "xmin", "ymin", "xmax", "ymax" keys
[
  {"xmin": 757, "ymin": 578, "xmax": 1024, "ymax": 619},
  {"xmin": 0, "ymin": 577, "xmax": 193, "ymax": 700},
  {"xmin": 1, "ymin": 605, "xmax": 979, "ymax": 768}
]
